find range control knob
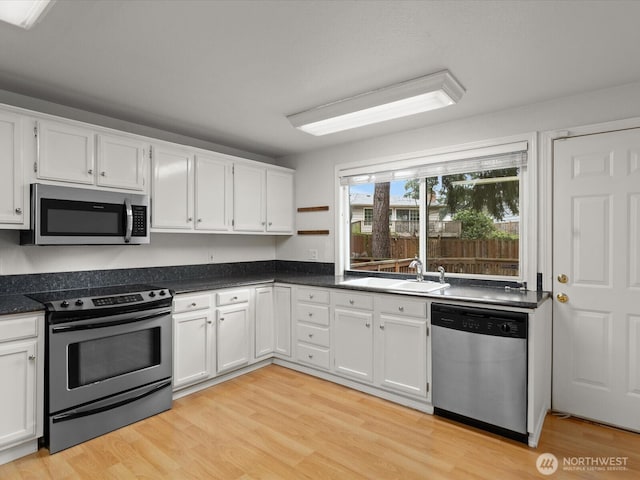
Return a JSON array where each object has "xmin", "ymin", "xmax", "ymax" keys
[
  {"xmin": 159, "ymin": 290, "xmax": 166, "ymax": 296},
  {"xmin": 60, "ymin": 300, "xmax": 70, "ymax": 308},
  {"xmin": 149, "ymin": 291, "xmax": 156, "ymax": 297},
  {"xmin": 75, "ymin": 299, "xmax": 84, "ymax": 307},
  {"xmin": 500, "ymin": 323, "xmax": 512, "ymax": 334}
]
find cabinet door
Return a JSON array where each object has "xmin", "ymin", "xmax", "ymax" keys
[
  {"xmin": 216, "ymin": 305, "xmax": 250, "ymax": 373},
  {"xmin": 96, "ymin": 134, "xmax": 146, "ymax": 191},
  {"xmin": 377, "ymin": 313, "xmax": 427, "ymax": 397},
  {"xmin": 151, "ymin": 145, "xmax": 193, "ymax": 229},
  {"xmin": 266, "ymin": 169, "xmax": 294, "ymax": 233},
  {"xmin": 274, "ymin": 286, "xmax": 292, "ymax": 357},
  {"xmin": 194, "ymin": 154, "xmax": 232, "ymax": 231},
  {"xmin": 0, "ymin": 111, "xmax": 25, "ymax": 225},
  {"xmin": 37, "ymin": 120, "xmax": 95, "ymax": 184},
  {"xmin": 333, "ymin": 308, "xmax": 374, "ymax": 382},
  {"xmin": 173, "ymin": 310, "xmax": 214, "ymax": 389},
  {"xmin": 255, "ymin": 287, "xmax": 274, "ymax": 358},
  {"xmin": 0, "ymin": 340, "xmax": 37, "ymax": 449},
  {"xmin": 233, "ymin": 164, "xmax": 266, "ymax": 232}
]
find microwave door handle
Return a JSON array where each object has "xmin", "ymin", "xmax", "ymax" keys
[{"xmin": 124, "ymin": 198, "xmax": 133, "ymax": 243}]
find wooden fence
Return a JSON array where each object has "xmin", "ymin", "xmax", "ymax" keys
[{"xmin": 350, "ymin": 234, "xmax": 519, "ymax": 276}]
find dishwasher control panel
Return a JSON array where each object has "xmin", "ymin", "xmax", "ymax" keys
[{"xmin": 431, "ymin": 303, "xmax": 527, "ymax": 339}]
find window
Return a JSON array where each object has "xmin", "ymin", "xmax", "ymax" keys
[{"xmin": 340, "ymin": 139, "xmax": 531, "ymax": 282}]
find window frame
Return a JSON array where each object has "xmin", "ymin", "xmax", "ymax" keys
[{"xmin": 335, "ymin": 133, "xmax": 537, "ymax": 288}]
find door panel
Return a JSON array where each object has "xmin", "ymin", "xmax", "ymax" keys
[{"xmin": 553, "ymin": 128, "xmax": 640, "ymax": 432}]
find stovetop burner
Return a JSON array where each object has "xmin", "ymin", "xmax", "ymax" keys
[{"xmin": 27, "ymin": 283, "xmax": 173, "ymax": 317}]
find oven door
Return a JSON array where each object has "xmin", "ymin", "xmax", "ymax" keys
[{"xmin": 48, "ymin": 306, "xmax": 172, "ymax": 414}]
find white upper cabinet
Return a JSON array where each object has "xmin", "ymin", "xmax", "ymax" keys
[
  {"xmin": 233, "ymin": 163, "xmax": 266, "ymax": 232},
  {"xmin": 96, "ymin": 134, "xmax": 146, "ymax": 191},
  {"xmin": 36, "ymin": 119, "xmax": 95, "ymax": 185},
  {"xmin": 195, "ymin": 153, "xmax": 232, "ymax": 231},
  {"xmin": 0, "ymin": 111, "xmax": 26, "ymax": 227},
  {"xmin": 233, "ymin": 164, "xmax": 294, "ymax": 234},
  {"xmin": 151, "ymin": 144, "xmax": 193, "ymax": 229},
  {"xmin": 266, "ymin": 169, "xmax": 294, "ymax": 233},
  {"xmin": 35, "ymin": 119, "xmax": 148, "ymax": 191}
]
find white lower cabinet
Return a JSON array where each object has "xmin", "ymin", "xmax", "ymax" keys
[
  {"xmin": 173, "ymin": 293, "xmax": 214, "ymax": 389},
  {"xmin": 332, "ymin": 292, "xmax": 374, "ymax": 383},
  {"xmin": 375, "ymin": 295, "xmax": 428, "ymax": 398},
  {"xmin": 254, "ymin": 286, "xmax": 275, "ymax": 359},
  {"xmin": 273, "ymin": 286, "xmax": 292, "ymax": 357},
  {"xmin": 0, "ymin": 313, "xmax": 44, "ymax": 466},
  {"xmin": 295, "ymin": 287, "xmax": 331, "ymax": 370},
  {"xmin": 216, "ymin": 289, "xmax": 251, "ymax": 374}
]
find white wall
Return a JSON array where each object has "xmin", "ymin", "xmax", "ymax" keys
[
  {"xmin": 0, "ymin": 231, "xmax": 275, "ymax": 275},
  {"xmin": 276, "ymin": 81, "xmax": 640, "ymax": 269}
]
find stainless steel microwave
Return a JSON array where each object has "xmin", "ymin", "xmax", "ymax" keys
[{"xmin": 20, "ymin": 184, "xmax": 150, "ymax": 245}]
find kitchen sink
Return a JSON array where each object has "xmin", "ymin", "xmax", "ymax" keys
[
  {"xmin": 340, "ymin": 277, "xmax": 404, "ymax": 288},
  {"xmin": 340, "ymin": 277, "xmax": 450, "ymax": 293},
  {"xmin": 389, "ymin": 280, "xmax": 450, "ymax": 293}
]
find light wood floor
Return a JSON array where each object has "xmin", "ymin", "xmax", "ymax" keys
[{"xmin": 1, "ymin": 365, "xmax": 639, "ymax": 479}]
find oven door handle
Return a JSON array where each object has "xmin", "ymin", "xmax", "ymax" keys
[
  {"xmin": 51, "ymin": 310, "xmax": 171, "ymax": 333},
  {"xmin": 51, "ymin": 379, "xmax": 172, "ymax": 424}
]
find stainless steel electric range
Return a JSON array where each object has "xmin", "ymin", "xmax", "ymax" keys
[{"xmin": 29, "ymin": 284, "xmax": 173, "ymax": 453}]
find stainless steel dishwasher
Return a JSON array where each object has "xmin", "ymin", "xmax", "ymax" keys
[{"xmin": 431, "ymin": 303, "xmax": 528, "ymax": 443}]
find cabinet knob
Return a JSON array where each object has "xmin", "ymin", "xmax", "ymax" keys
[
  {"xmin": 308, "ymin": 312, "xmax": 313, "ymax": 317},
  {"xmin": 365, "ymin": 322, "xmax": 371, "ymax": 328},
  {"xmin": 398, "ymin": 306, "xmax": 404, "ymax": 312},
  {"xmin": 197, "ymin": 218, "xmax": 202, "ymax": 223},
  {"xmin": 308, "ymin": 333, "xmax": 314, "ymax": 338},
  {"xmin": 88, "ymin": 169, "xmax": 93, "ymax": 175},
  {"xmin": 207, "ymin": 320, "xmax": 212, "ymax": 324},
  {"xmin": 100, "ymin": 171, "xmax": 106, "ymax": 177},
  {"xmin": 380, "ymin": 325, "xmax": 385, "ymax": 330},
  {"xmin": 309, "ymin": 294, "xmax": 314, "ymax": 299},
  {"xmin": 28, "ymin": 354, "xmax": 36, "ymax": 360},
  {"xmin": 15, "ymin": 207, "xmax": 22, "ymax": 214},
  {"xmin": 268, "ymin": 222, "xmax": 272, "ymax": 226},
  {"xmin": 220, "ymin": 317, "xmax": 225, "ymax": 321},
  {"xmin": 191, "ymin": 302, "xmax": 197, "ymax": 307},
  {"xmin": 349, "ymin": 299, "xmax": 354, "ymax": 305},
  {"xmin": 308, "ymin": 354, "xmax": 313, "ymax": 359},
  {"xmin": 232, "ymin": 296, "xmax": 238, "ymax": 301},
  {"xmin": 187, "ymin": 217, "xmax": 193, "ymax": 222},
  {"xmin": 261, "ymin": 222, "xmax": 266, "ymax": 226}
]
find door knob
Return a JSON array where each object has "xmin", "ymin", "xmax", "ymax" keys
[
  {"xmin": 557, "ymin": 274, "xmax": 569, "ymax": 284},
  {"xmin": 556, "ymin": 293, "xmax": 569, "ymax": 303}
]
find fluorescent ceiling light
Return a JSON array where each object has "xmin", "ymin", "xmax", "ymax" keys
[
  {"xmin": 0, "ymin": 0, "xmax": 52, "ymax": 29},
  {"xmin": 287, "ymin": 70, "xmax": 464, "ymax": 136}
]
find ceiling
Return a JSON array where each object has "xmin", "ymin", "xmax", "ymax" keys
[{"xmin": 1, "ymin": 0, "xmax": 639, "ymax": 159}]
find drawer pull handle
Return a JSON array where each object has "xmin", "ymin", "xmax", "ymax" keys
[
  {"xmin": 308, "ymin": 354, "xmax": 313, "ymax": 359},
  {"xmin": 398, "ymin": 306, "xmax": 404, "ymax": 312}
]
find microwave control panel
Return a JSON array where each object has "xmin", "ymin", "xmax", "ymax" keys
[{"xmin": 132, "ymin": 205, "xmax": 147, "ymax": 236}]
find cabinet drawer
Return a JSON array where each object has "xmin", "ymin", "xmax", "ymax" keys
[
  {"xmin": 0, "ymin": 314, "xmax": 39, "ymax": 342},
  {"xmin": 333, "ymin": 291, "xmax": 374, "ymax": 310},
  {"xmin": 376, "ymin": 296, "xmax": 427, "ymax": 318},
  {"xmin": 216, "ymin": 289, "xmax": 250, "ymax": 306},
  {"xmin": 297, "ymin": 323, "xmax": 330, "ymax": 347},
  {"xmin": 297, "ymin": 343, "xmax": 330, "ymax": 370},
  {"xmin": 174, "ymin": 293, "xmax": 211, "ymax": 313},
  {"xmin": 296, "ymin": 287, "xmax": 330, "ymax": 305},
  {"xmin": 296, "ymin": 303, "xmax": 330, "ymax": 326}
]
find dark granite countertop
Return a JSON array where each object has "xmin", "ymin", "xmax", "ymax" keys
[
  {"xmin": 0, "ymin": 294, "xmax": 47, "ymax": 316},
  {"xmin": 0, "ymin": 267, "xmax": 549, "ymax": 317},
  {"xmin": 165, "ymin": 273, "xmax": 549, "ymax": 309}
]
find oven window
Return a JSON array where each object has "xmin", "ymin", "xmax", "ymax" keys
[
  {"xmin": 67, "ymin": 327, "xmax": 161, "ymax": 388},
  {"xmin": 42, "ymin": 198, "xmax": 124, "ymax": 236}
]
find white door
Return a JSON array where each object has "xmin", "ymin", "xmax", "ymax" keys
[
  {"xmin": 173, "ymin": 310, "xmax": 213, "ymax": 389},
  {"xmin": 333, "ymin": 308, "xmax": 374, "ymax": 382},
  {"xmin": 266, "ymin": 169, "xmax": 294, "ymax": 233},
  {"xmin": 194, "ymin": 154, "xmax": 232, "ymax": 231},
  {"xmin": 553, "ymin": 128, "xmax": 640, "ymax": 432},
  {"xmin": 151, "ymin": 145, "xmax": 193, "ymax": 229},
  {"xmin": 37, "ymin": 120, "xmax": 95, "ymax": 184},
  {"xmin": 254, "ymin": 287, "xmax": 274, "ymax": 358},
  {"xmin": 216, "ymin": 305, "xmax": 250, "ymax": 373},
  {"xmin": 233, "ymin": 164, "xmax": 266, "ymax": 232},
  {"xmin": 96, "ymin": 134, "xmax": 146, "ymax": 191}
]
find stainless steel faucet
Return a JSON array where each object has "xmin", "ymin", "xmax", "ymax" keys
[
  {"xmin": 437, "ymin": 266, "xmax": 446, "ymax": 284},
  {"xmin": 409, "ymin": 256, "xmax": 424, "ymax": 282}
]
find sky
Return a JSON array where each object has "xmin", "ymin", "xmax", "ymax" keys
[{"xmin": 350, "ymin": 181, "xmax": 407, "ymax": 197}]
